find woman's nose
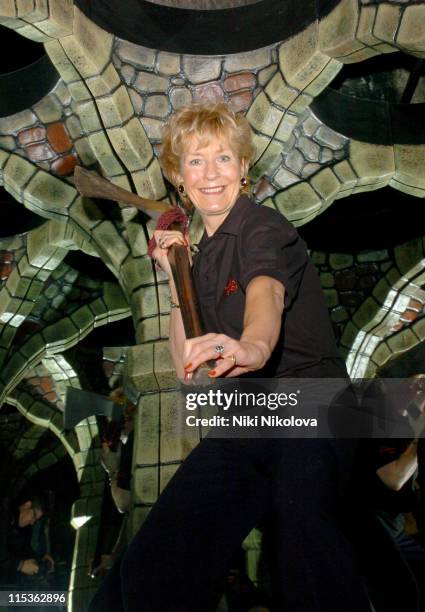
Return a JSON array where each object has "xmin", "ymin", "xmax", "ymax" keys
[{"xmin": 204, "ymin": 159, "xmax": 218, "ymax": 179}]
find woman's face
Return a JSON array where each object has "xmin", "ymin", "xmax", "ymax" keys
[{"xmin": 178, "ymin": 134, "xmax": 246, "ymax": 226}]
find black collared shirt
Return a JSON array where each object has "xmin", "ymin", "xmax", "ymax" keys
[{"xmin": 192, "ymin": 195, "xmax": 345, "ymax": 377}]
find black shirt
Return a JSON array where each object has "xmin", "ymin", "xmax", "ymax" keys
[{"xmin": 192, "ymin": 195, "xmax": 345, "ymax": 378}]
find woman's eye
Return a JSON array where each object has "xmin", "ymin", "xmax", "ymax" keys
[
  {"xmin": 218, "ymin": 155, "xmax": 231, "ymax": 162},
  {"xmin": 189, "ymin": 158, "xmax": 202, "ymax": 166}
]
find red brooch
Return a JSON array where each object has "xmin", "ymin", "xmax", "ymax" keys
[{"xmin": 224, "ymin": 279, "xmax": 239, "ymax": 296}]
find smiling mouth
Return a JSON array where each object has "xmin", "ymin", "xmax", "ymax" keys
[{"xmin": 199, "ymin": 186, "xmax": 226, "ymax": 194}]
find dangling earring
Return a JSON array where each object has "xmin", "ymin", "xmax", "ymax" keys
[
  {"xmin": 240, "ymin": 176, "xmax": 249, "ymax": 194},
  {"xmin": 178, "ymin": 184, "xmax": 187, "ymax": 197}
]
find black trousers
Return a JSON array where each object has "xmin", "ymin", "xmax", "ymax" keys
[{"xmin": 90, "ymin": 437, "xmax": 370, "ymax": 612}]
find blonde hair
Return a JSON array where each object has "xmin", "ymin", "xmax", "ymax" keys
[{"xmin": 159, "ymin": 102, "xmax": 256, "ymax": 187}]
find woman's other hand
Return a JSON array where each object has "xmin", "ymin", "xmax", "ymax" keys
[
  {"xmin": 153, "ymin": 229, "xmax": 189, "ymax": 279},
  {"xmin": 183, "ymin": 333, "xmax": 270, "ymax": 379}
]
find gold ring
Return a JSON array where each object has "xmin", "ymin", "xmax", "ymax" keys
[{"xmin": 228, "ymin": 354, "xmax": 236, "ymax": 367}]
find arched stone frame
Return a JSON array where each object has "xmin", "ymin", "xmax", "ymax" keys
[{"xmin": 341, "ymin": 237, "xmax": 425, "ymax": 378}]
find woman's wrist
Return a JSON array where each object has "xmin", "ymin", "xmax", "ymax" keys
[{"xmin": 240, "ymin": 337, "xmax": 271, "ymax": 369}]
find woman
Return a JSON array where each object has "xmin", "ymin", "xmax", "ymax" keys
[{"xmin": 117, "ymin": 103, "xmax": 371, "ymax": 611}]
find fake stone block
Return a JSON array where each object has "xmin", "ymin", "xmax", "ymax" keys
[
  {"xmin": 120, "ymin": 259, "xmax": 147, "ymax": 291},
  {"xmin": 0, "ymin": 149, "xmax": 10, "ymax": 172},
  {"xmin": 319, "ymin": 0, "xmax": 363, "ymax": 58},
  {"xmin": 102, "ymin": 281, "xmax": 130, "ymax": 316},
  {"xmin": 95, "ymin": 86, "xmax": 135, "ymax": 129},
  {"xmin": 11, "ymin": 22, "xmax": 51, "ymax": 43},
  {"xmin": 0, "ymin": 135, "xmax": 16, "ymax": 150},
  {"xmin": 24, "ymin": 170, "xmax": 77, "ymax": 218},
  {"xmin": 250, "ymin": 138, "xmax": 282, "ymax": 183},
  {"xmin": 71, "ymin": 305, "xmax": 95, "ymax": 335},
  {"xmin": 387, "ymin": 328, "xmax": 419, "ymax": 356},
  {"xmin": 329, "ymin": 253, "xmax": 354, "ymax": 271},
  {"xmin": 349, "ymin": 141, "xmax": 394, "ymax": 184},
  {"xmin": 275, "ymin": 182, "xmax": 320, "ymax": 221},
  {"xmin": 333, "ymin": 160, "xmax": 358, "ymax": 189},
  {"xmin": 353, "ymin": 296, "xmax": 381, "ymax": 329},
  {"xmin": 373, "ymin": 3, "xmax": 402, "ymax": 45},
  {"xmin": 68, "ymin": 196, "xmax": 103, "ymax": 233},
  {"xmin": 265, "ymin": 72, "xmax": 298, "ymax": 109},
  {"xmin": 258, "ymin": 65, "xmax": 277, "ymax": 87},
  {"xmin": 31, "ymin": 0, "xmax": 73, "ymax": 38},
  {"xmin": 323, "ymin": 289, "xmax": 338, "ymax": 308},
  {"xmin": 145, "ymin": 94, "xmax": 171, "ymax": 119},
  {"xmin": 125, "ymin": 225, "xmax": 149, "ymax": 259},
  {"xmin": 135, "ymin": 317, "xmax": 160, "ymax": 344},
  {"xmin": 370, "ymin": 341, "xmax": 392, "ymax": 368},
  {"xmin": 247, "ymin": 92, "xmax": 283, "ymax": 138},
  {"xmin": 160, "ymin": 394, "xmax": 196, "ymax": 463},
  {"xmin": 159, "ymin": 464, "xmax": 179, "ymax": 494},
  {"xmin": 42, "ymin": 318, "xmax": 79, "ymax": 350},
  {"xmin": 133, "ymin": 466, "xmax": 159, "ymax": 505},
  {"xmin": 183, "ymin": 56, "xmax": 222, "ymax": 84},
  {"xmin": 0, "ymin": 0, "xmax": 18, "ymax": 18},
  {"xmin": 44, "ymin": 40, "xmax": 80, "ymax": 83},
  {"xmin": 27, "ymin": 400, "xmax": 54, "ymax": 428},
  {"xmin": 224, "ymin": 72, "xmax": 256, "ymax": 92},
  {"xmin": 85, "ymin": 63, "xmax": 121, "ymax": 97},
  {"xmin": 67, "ymin": 80, "xmax": 92, "ymax": 103},
  {"xmin": 413, "ymin": 317, "xmax": 425, "ymax": 342},
  {"xmin": 108, "ymin": 117, "xmax": 154, "ymax": 172},
  {"xmin": 139, "ymin": 117, "xmax": 164, "ymax": 141},
  {"xmin": 156, "ymin": 51, "xmax": 180, "ymax": 76},
  {"xmin": 61, "ymin": 6, "xmax": 113, "ymax": 78},
  {"xmin": 394, "ymin": 239, "xmax": 425, "ymax": 277},
  {"xmin": 133, "ymin": 71, "xmax": 170, "ymax": 94},
  {"xmin": 170, "ymin": 86, "xmax": 193, "ymax": 110},
  {"xmin": 134, "ymin": 392, "xmax": 160, "ymax": 465},
  {"xmin": 224, "ymin": 47, "xmax": 271, "ymax": 72},
  {"xmin": 131, "ymin": 285, "xmax": 159, "ymax": 320},
  {"xmin": 310, "ymin": 167, "xmax": 341, "ymax": 200},
  {"xmin": 279, "ymin": 22, "xmax": 341, "ymax": 97},
  {"xmin": 87, "ymin": 132, "xmax": 124, "ymax": 176},
  {"xmin": 154, "ymin": 343, "xmax": 178, "ymax": 388},
  {"xmin": 356, "ymin": 5, "xmax": 381, "ymax": 47},
  {"xmin": 3, "ymin": 155, "xmax": 37, "ymax": 201},
  {"xmin": 78, "ymin": 100, "xmax": 104, "ymax": 133},
  {"xmin": 132, "ymin": 159, "xmax": 167, "ymax": 200},
  {"xmin": 393, "ymin": 144, "xmax": 425, "ymax": 193},
  {"xmin": 397, "ymin": 5, "xmax": 425, "ymax": 54},
  {"xmin": 116, "ymin": 40, "xmax": 156, "ymax": 71},
  {"xmin": 125, "ymin": 344, "xmax": 157, "ymax": 393}
]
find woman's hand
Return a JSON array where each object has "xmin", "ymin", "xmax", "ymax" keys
[
  {"xmin": 152, "ymin": 229, "xmax": 189, "ymax": 279},
  {"xmin": 183, "ymin": 333, "xmax": 270, "ymax": 379}
]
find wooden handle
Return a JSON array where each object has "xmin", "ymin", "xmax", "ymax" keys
[
  {"xmin": 74, "ymin": 166, "xmax": 171, "ymax": 219},
  {"xmin": 168, "ymin": 244, "xmax": 204, "ymax": 339},
  {"xmin": 168, "ymin": 223, "xmax": 215, "ymax": 375}
]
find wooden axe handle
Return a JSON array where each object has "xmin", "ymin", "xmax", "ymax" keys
[
  {"xmin": 74, "ymin": 166, "xmax": 171, "ymax": 218},
  {"xmin": 168, "ymin": 235, "xmax": 205, "ymax": 339}
]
